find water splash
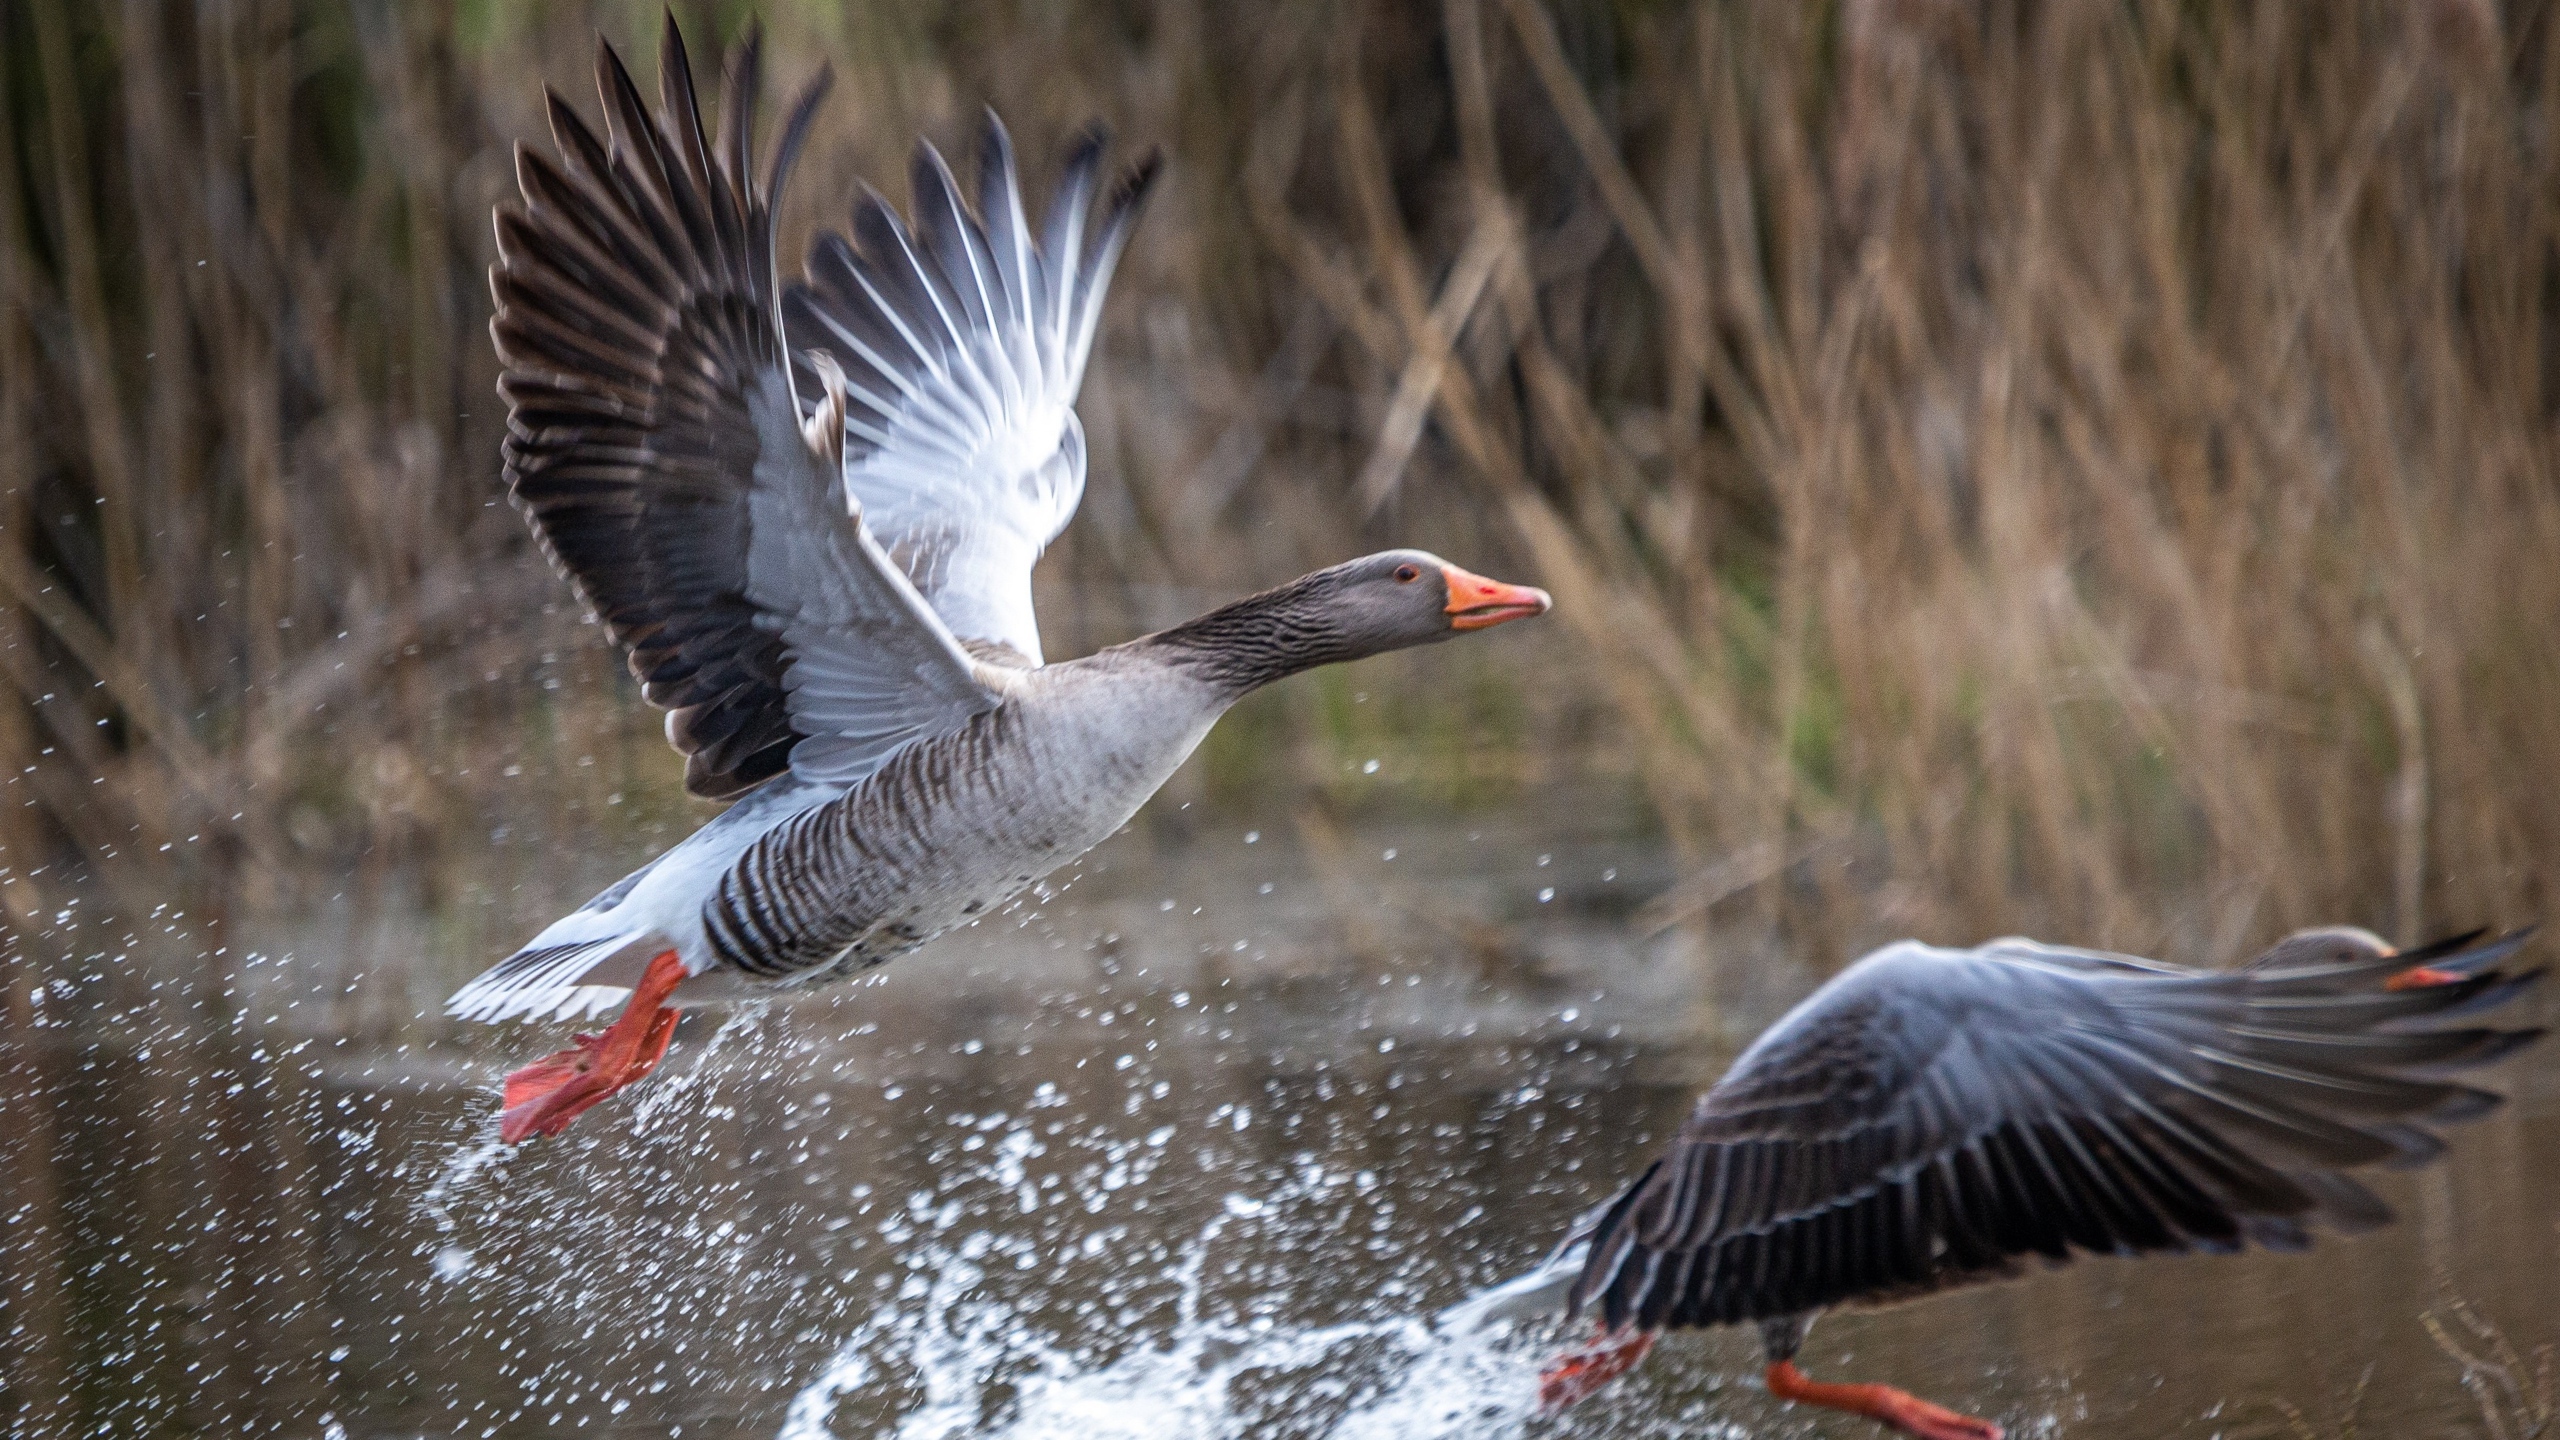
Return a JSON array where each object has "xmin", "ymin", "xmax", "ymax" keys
[
  {"xmin": 629, "ymin": 1001, "xmax": 773, "ymax": 1130},
  {"xmin": 417, "ymin": 1132, "xmax": 512, "ymax": 1239},
  {"xmin": 776, "ymin": 1146, "xmax": 1595, "ymax": 1440},
  {"xmin": 414, "ymin": 1004, "xmax": 773, "ymax": 1251},
  {"xmin": 772, "ymin": 1139, "xmax": 1790, "ymax": 1440},
  {"xmin": 777, "ymin": 1227, "xmax": 1547, "ymax": 1440}
]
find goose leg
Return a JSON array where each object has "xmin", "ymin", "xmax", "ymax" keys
[
  {"xmin": 1536, "ymin": 1327, "xmax": 1656, "ymax": 1412},
  {"xmin": 497, "ymin": 950, "xmax": 686, "ymax": 1144},
  {"xmin": 1764, "ymin": 1360, "xmax": 2003, "ymax": 1440}
]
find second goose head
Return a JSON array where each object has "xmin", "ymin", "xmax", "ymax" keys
[{"xmin": 1149, "ymin": 549, "xmax": 1551, "ymax": 696}]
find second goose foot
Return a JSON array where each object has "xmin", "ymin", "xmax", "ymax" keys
[
  {"xmin": 1536, "ymin": 1327, "xmax": 1656, "ymax": 1412},
  {"xmin": 1765, "ymin": 1360, "xmax": 2004, "ymax": 1440}
]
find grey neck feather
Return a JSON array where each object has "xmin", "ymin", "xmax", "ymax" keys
[{"xmin": 1139, "ymin": 573, "xmax": 1373, "ymax": 698}]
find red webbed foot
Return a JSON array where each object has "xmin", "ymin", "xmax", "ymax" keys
[{"xmin": 497, "ymin": 951, "xmax": 685, "ymax": 1144}]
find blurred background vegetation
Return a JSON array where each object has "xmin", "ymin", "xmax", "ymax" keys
[{"xmin": 6, "ymin": 0, "xmax": 2560, "ymax": 1016}]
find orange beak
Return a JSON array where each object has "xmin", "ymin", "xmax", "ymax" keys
[{"xmin": 1442, "ymin": 564, "xmax": 1553, "ymax": 631}]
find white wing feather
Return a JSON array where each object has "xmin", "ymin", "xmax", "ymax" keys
[{"xmin": 784, "ymin": 116, "xmax": 1158, "ymax": 664}]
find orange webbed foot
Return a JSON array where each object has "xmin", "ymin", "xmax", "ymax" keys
[
  {"xmin": 1766, "ymin": 1360, "xmax": 2002, "ymax": 1440},
  {"xmin": 1869, "ymin": 1392, "xmax": 2005, "ymax": 1440},
  {"xmin": 1537, "ymin": 1327, "xmax": 1656, "ymax": 1413},
  {"xmin": 497, "ymin": 951, "xmax": 685, "ymax": 1144},
  {"xmin": 2385, "ymin": 964, "xmax": 2463, "ymax": 990}
]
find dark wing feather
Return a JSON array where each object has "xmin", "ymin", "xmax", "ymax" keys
[
  {"xmin": 492, "ymin": 20, "xmax": 995, "ymax": 799},
  {"xmin": 1568, "ymin": 928, "xmax": 2543, "ymax": 1332}
]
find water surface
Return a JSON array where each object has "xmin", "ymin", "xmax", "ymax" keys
[{"xmin": 8, "ymin": 831, "xmax": 2555, "ymax": 1438}]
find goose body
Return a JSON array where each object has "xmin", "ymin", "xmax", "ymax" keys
[
  {"xmin": 449, "ymin": 22, "xmax": 1550, "ymax": 1141},
  {"xmin": 1478, "ymin": 926, "xmax": 2543, "ymax": 1439},
  {"xmin": 693, "ymin": 650, "xmax": 1226, "ymax": 993},
  {"xmin": 458, "ymin": 650, "xmax": 1224, "ymax": 1017}
]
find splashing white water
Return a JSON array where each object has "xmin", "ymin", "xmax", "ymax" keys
[
  {"xmin": 630, "ymin": 1002, "xmax": 773, "ymax": 1129},
  {"xmin": 769, "ymin": 1144, "xmax": 1725, "ymax": 1440},
  {"xmin": 417, "ymin": 1132, "xmax": 512, "ymax": 1239},
  {"xmin": 776, "ymin": 1207, "xmax": 1550, "ymax": 1440}
]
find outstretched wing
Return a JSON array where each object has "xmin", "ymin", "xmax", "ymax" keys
[
  {"xmin": 491, "ymin": 20, "xmax": 998, "ymax": 801},
  {"xmin": 1567, "ymin": 928, "xmax": 2542, "ymax": 1331},
  {"xmin": 783, "ymin": 115, "xmax": 1160, "ymax": 665}
]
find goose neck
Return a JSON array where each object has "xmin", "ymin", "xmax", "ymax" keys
[{"xmin": 1140, "ymin": 577, "xmax": 1362, "ymax": 697}]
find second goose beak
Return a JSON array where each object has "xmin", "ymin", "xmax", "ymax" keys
[{"xmin": 1443, "ymin": 565, "xmax": 1553, "ymax": 630}]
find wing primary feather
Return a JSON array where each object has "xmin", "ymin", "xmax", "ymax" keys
[
  {"xmin": 978, "ymin": 110, "xmax": 1038, "ymax": 341},
  {"xmin": 912, "ymin": 141, "xmax": 1002, "ymax": 348},
  {"xmin": 1040, "ymin": 129, "xmax": 1107, "ymax": 383},
  {"xmin": 907, "ymin": 141, "xmax": 1018, "ymax": 424},
  {"xmin": 765, "ymin": 67, "xmax": 834, "ymax": 241},
  {"xmin": 847, "ymin": 191, "xmax": 962, "ymax": 383},
  {"xmin": 653, "ymin": 14, "xmax": 733, "ymax": 280},
  {"xmin": 719, "ymin": 23, "xmax": 761, "ymax": 189},
  {"xmin": 820, "ymin": 253, "xmax": 987, "ymax": 443},
  {"xmin": 1069, "ymin": 149, "xmax": 1163, "ymax": 365},
  {"xmin": 544, "ymin": 87, "xmax": 615, "ymax": 181},
  {"xmin": 795, "ymin": 259, "xmax": 937, "ymax": 408},
  {"xmin": 596, "ymin": 41, "xmax": 698, "ymax": 277}
]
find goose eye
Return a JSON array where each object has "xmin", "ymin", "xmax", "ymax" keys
[{"xmin": 1393, "ymin": 564, "xmax": 1421, "ymax": 583}]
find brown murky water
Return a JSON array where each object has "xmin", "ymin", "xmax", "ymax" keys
[{"xmin": 5, "ymin": 833, "xmax": 2555, "ymax": 1438}]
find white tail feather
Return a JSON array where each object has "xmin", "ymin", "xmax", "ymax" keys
[
  {"xmin": 447, "ymin": 930, "xmax": 664, "ymax": 1024},
  {"xmin": 1439, "ymin": 1240, "xmax": 1586, "ymax": 1330}
]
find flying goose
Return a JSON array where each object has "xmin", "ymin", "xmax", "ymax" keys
[
  {"xmin": 1461, "ymin": 927, "xmax": 2541, "ymax": 1438},
  {"xmin": 449, "ymin": 20, "xmax": 1551, "ymax": 1144}
]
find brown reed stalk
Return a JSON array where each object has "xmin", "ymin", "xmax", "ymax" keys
[{"xmin": 7, "ymin": 0, "xmax": 2560, "ymax": 1017}]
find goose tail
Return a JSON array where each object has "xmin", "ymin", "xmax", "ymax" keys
[{"xmin": 447, "ymin": 921, "xmax": 673, "ymax": 1025}]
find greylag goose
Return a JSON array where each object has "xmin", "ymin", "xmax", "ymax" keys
[
  {"xmin": 447, "ymin": 21, "xmax": 1551, "ymax": 1143},
  {"xmin": 1467, "ymin": 927, "xmax": 2541, "ymax": 1438}
]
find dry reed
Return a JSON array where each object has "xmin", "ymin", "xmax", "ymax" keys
[{"xmin": 6, "ymin": 0, "xmax": 2560, "ymax": 994}]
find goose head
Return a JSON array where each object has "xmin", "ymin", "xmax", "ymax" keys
[
  {"xmin": 1337, "ymin": 547, "xmax": 1554, "ymax": 642},
  {"xmin": 1150, "ymin": 549, "xmax": 1551, "ymax": 695}
]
